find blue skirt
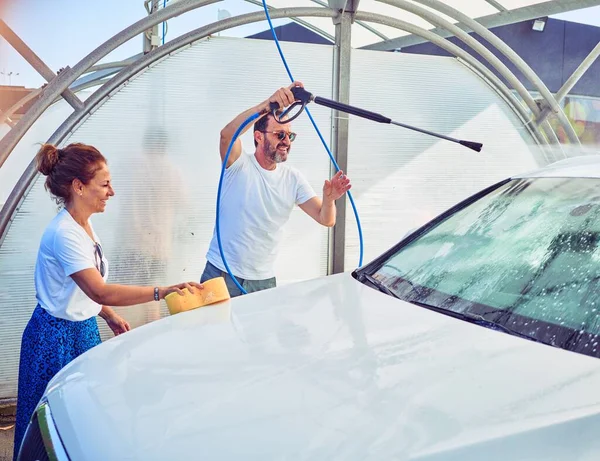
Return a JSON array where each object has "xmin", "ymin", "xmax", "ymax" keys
[{"xmin": 13, "ymin": 305, "xmax": 101, "ymax": 460}]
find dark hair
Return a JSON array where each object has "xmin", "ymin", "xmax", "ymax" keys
[
  {"xmin": 36, "ymin": 142, "xmax": 107, "ymax": 206},
  {"xmin": 253, "ymin": 111, "xmax": 283, "ymax": 147}
]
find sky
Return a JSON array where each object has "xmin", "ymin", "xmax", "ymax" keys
[
  {"xmin": 1, "ymin": 1, "xmax": 600, "ymax": 89},
  {"xmin": 0, "ymin": 0, "xmax": 291, "ymax": 88}
]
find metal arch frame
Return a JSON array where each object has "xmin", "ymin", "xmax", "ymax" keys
[
  {"xmin": 0, "ymin": 0, "xmax": 585, "ymax": 168},
  {"xmin": 0, "ymin": 19, "xmax": 83, "ymax": 111},
  {"xmin": 245, "ymin": 0, "xmax": 391, "ymax": 44},
  {"xmin": 379, "ymin": 0, "xmax": 580, "ymax": 145},
  {"xmin": 3, "ymin": 0, "xmax": 587, "ymax": 169},
  {"xmin": 245, "ymin": 0, "xmax": 336, "ymax": 42},
  {"xmin": 553, "ymin": 42, "xmax": 600, "ymax": 103},
  {"xmin": 365, "ymin": 0, "xmax": 600, "ymax": 50},
  {"xmin": 537, "ymin": 41, "xmax": 600, "ymax": 123},
  {"xmin": 309, "ymin": 0, "xmax": 389, "ymax": 42},
  {"xmin": 407, "ymin": 0, "xmax": 562, "ymax": 114},
  {"xmin": 484, "ymin": 0, "xmax": 508, "ymax": 12},
  {"xmin": 351, "ymin": 11, "xmax": 554, "ymax": 147},
  {"xmin": 82, "ymin": 55, "xmax": 143, "ymax": 75},
  {"xmin": 373, "ymin": 1, "xmax": 545, "ymax": 123},
  {"xmin": 276, "ymin": 0, "xmax": 578, "ymax": 144},
  {"xmin": 246, "ymin": 0, "xmax": 579, "ymax": 144},
  {"xmin": 0, "ymin": 6, "xmax": 553, "ymax": 244}
]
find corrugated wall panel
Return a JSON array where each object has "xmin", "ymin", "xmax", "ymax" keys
[{"xmin": 0, "ymin": 37, "xmax": 333, "ymax": 399}]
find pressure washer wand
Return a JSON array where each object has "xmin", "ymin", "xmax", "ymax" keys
[{"xmin": 271, "ymin": 86, "xmax": 483, "ymax": 153}]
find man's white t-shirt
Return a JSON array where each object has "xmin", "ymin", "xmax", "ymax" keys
[
  {"xmin": 206, "ymin": 152, "xmax": 317, "ymax": 280},
  {"xmin": 34, "ymin": 208, "xmax": 109, "ymax": 321}
]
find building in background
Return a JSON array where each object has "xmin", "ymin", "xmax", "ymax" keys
[{"xmin": 0, "ymin": 85, "xmax": 39, "ymax": 124}]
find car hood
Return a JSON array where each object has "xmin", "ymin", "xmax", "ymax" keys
[{"xmin": 46, "ymin": 273, "xmax": 600, "ymax": 460}]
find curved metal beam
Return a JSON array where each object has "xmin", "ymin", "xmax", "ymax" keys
[
  {"xmin": 455, "ymin": 55, "xmax": 559, "ymax": 148},
  {"xmin": 82, "ymin": 55, "xmax": 143, "ymax": 75},
  {"xmin": 538, "ymin": 41, "xmax": 600, "ymax": 124},
  {"xmin": 355, "ymin": 13, "xmax": 540, "ymax": 130},
  {"xmin": 371, "ymin": 1, "xmax": 543, "ymax": 120},
  {"xmin": 309, "ymin": 0, "xmax": 389, "ymax": 41},
  {"xmin": 379, "ymin": 0, "xmax": 579, "ymax": 144},
  {"xmin": 69, "ymin": 67, "xmax": 127, "ymax": 90},
  {"xmin": 365, "ymin": 0, "xmax": 600, "ymax": 50},
  {"xmin": 556, "ymin": 41, "xmax": 600, "ymax": 103},
  {"xmin": 0, "ymin": 7, "xmax": 548, "ymax": 243},
  {"xmin": 0, "ymin": 19, "xmax": 83, "ymax": 111},
  {"xmin": 68, "ymin": 56, "xmax": 144, "ymax": 88},
  {"xmin": 245, "ymin": 0, "xmax": 335, "ymax": 42},
  {"xmin": 0, "ymin": 0, "xmax": 222, "ymax": 170},
  {"xmin": 64, "ymin": 77, "xmax": 113, "ymax": 98}
]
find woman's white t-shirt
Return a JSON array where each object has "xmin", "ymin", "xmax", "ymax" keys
[{"xmin": 34, "ymin": 208, "xmax": 109, "ymax": 321}]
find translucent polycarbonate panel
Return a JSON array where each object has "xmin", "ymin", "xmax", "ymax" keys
[
  {"xmin": 344, "ymin": 50, "xmax": 542, "ymax": 269},
  {"xmin": 0, "ymin": 36, "xmax": 333, "ymax": 400}
]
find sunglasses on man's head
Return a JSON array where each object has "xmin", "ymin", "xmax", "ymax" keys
[
  {"xmin": 259, "ymin": 130, "xmax": 297, "ymax": 142},
  {"xmin": 94, "ymin": 242, "xmax": 106, "ymax": 278}
]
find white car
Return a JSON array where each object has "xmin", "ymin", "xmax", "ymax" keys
[{"xmin": 18, "ymin": 156, "xmax": 600, "ymax": 460}]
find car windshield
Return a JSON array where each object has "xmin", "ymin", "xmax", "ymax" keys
[{"xmin": 359, "ymin": 177, "xmax": 600, "ymax": 359}]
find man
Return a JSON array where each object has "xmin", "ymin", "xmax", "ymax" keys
[{"xmin": 201, "ymin": 82, "xmax": 352, "ymax": 296}]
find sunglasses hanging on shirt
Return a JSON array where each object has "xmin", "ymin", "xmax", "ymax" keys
[{"xmin": 94, "ymin": 242, "xmax": 106, "ymax": 277}]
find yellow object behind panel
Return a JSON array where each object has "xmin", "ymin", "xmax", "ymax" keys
[{"xmin": 165, "ymin": 277, "xmax": 230, "ymax": 315}]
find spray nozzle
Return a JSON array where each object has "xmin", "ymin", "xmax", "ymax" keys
[{"xmin": 268, "ymin": 85, "xmax": 484, "ymax": 152}]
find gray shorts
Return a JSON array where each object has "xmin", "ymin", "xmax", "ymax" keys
[{"xmin": 200, "ymin": 261, "xmax": 276, "ymax": 298}]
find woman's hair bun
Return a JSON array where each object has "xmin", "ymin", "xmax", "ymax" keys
[{"xmin": 36, "ymin": 144, "xmax": 60, "ymax": 176}]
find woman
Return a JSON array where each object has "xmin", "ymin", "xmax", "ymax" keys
[{"xmin": 13, "ymin": 142, "xmax": 203, "ymax": 458}]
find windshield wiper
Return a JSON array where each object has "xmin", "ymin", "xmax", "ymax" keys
[
  {"xmin": 459, "ymin": 312, "xmax": 543, "ymax": 344},
  {"xmin": 408, "ymin": 300, "xmax": 542, "ymax": 343},
  {"xmin": 360, "ymin": 274, "xmax": 541, "ymax": 344}
]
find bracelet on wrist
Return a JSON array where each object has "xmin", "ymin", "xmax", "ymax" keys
[{"xmin": 154, "ymin": 287, "xmax": 160, "ymax": 301}]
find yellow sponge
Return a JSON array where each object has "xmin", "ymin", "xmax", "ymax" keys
[{"xmin": 165, "ymin": 277, "xmax": 230, "ymax": 315}]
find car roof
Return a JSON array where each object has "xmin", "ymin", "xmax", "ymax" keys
[{"xmin": 515, "ymin": 155, "xmax": 600, "ymax": 179}]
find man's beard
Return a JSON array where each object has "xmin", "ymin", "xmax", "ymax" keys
[{"xmin": 265, "ymin": 139, "xmax": 289, "ymax": 164}]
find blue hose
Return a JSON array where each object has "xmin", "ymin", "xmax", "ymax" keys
[
  {"xmin": 260, "ymin": 0, "xmax": 364, "ymax": 268},
  {"xmin": 216, "ymin": 113, "xmax": 261, "ymax": 295},
  {"xmin": 215, "ymin": 4, "xmax": 365, "ymax": 296}
]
